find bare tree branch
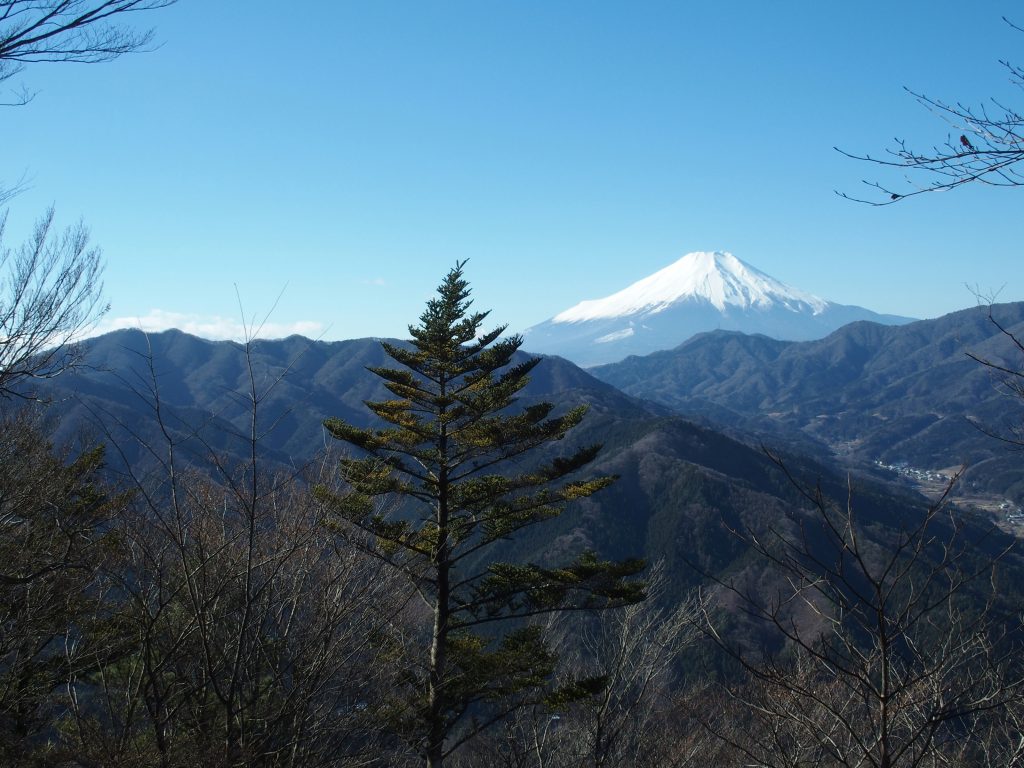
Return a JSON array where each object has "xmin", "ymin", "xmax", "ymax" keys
[
  {"xmin": 0, "ymin": 1, "xmax": 175, "ymax": 82},
  {"xmin": 0, "ymin": 206, "xmax": 107, "ymax": 400},
  {"xmin": 701, "ymin": 456, "xmax": 1023, "ymax": 767},
  {"xmin": 838, "ymin": 17, "xmax": 1024, "ymax": 205},
  {"xmin": 0, "ymin": 1, "xmax": 176, "ymax": 200}
]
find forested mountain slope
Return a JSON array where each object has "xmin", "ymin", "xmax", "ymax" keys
[
  {"xmin": 592, "ymin": 302, "xmax": 1024, "ymax": 502},
  {"xmin": 36, "ymin": 326, "xmax": 1008, "ymax": 600}
]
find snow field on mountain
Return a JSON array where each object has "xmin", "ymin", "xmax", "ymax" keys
[{"xmin": 553, "ymin": 251, "xmax": 829, "ymax": 323}]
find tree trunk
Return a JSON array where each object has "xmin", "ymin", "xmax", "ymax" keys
[{"xmin": 427, "ymin": 410, "xmax": 451, "ymax": 768}]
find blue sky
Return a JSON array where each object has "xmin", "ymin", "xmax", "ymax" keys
[{"xmin": 3, "ymin": 1, "xmax": 1022, "ymax": 341}]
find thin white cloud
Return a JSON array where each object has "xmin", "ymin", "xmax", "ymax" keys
[
  {"xmin": 360, "ymin": 277, "xmax": 387, "ymax": 287},
  {"xmin": 93, "ymin": 309, "xmax": 325, "ymax": 341}
]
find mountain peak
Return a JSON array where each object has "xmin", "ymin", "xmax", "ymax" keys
[
  {"xmin": 553, "ymin": 251, "xmax": 828, "ymax": 323},
  {"xmin": 523, "ymin": 250, "xmax": 914, "ymax": 366}
]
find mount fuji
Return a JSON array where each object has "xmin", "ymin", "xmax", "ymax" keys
[{"xmin": 522, "ymin": 251, "xmax": 914, "ymax": 366}]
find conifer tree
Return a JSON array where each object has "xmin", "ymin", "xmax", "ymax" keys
[{"xmin": 317, "ymin": 263, "xmax": 644, "ymax": 768}]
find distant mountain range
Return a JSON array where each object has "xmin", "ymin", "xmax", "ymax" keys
[
  {"xmin": 591, "ymin": 301, "xmax": 1024, "ymax": 503},
  {"xmin": 35, "ymin": 326, "xmax": 1002, "ymax": 605},
  {"xmin": 522, "ymin": 251, "xmax": 914, "ymax": 366}
]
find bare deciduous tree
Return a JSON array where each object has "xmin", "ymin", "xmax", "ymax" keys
[
  {"xmin": 0, "ymin": 207, "xmax": 106, "ymax": 400},
  {"xmin": 964, "ymin": 302, "xmax": 1024, "ymax": 453},
  {"xmin": 69, "ymin": 468, "xmax": 410, "ymax": 768},
  {"xmin": 61, "ymin": 325, "xmax": 420, "ymax": 767},
  {"xmin": 0, "ymin": 0, "xmax": 176, "ymax": 97},
  {"xmin": 1, "ymin": 0, "xmax": 177, "ymax": 199},
  {"xmin": 456, "ymin": 565, "xmax": 706, "ymax": 768},
  {"xmin": 702, "ymin": 458, "xmax": 1024, "ymax": 768},
  {"xmin": 0, "ymin": 2, "xmax": 175, "ymax": 364},
  {"xmin": 838, "ymin": 17, "xmax": 1024, "ymax": 204},
  {"xmin": 551, "ymin": 566, "xmax": 704, "ymax": 768}
]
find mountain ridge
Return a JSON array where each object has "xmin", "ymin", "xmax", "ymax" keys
[
  {"xmin": 33, "ymin": 326, "xmax": 991, "ymax": 603},
  {"xmin": 591, "ymin": 301, "xmax": 1024, "ymax": 503},
  {"xmin": 522, "ymin": 251, "xmax": 914, "ymax": 366}
]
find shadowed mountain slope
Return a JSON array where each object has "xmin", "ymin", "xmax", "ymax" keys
[
  {"xmin": 592, "ymin": 302, "xmax": 1024, "ymax": 502},
  {"xmin": 34, "ymin": 327, "xmax": 1021, "ymax": 606}
]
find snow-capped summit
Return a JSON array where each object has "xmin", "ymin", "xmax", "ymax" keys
[
  {"xmin": 523, "ymin": 251, "xmax": 913, "ymax": 367},
  {"xmin": 554, "ymin": 251, "xmax": 828, "ymax": 322}
]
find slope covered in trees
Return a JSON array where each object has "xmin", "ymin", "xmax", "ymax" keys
[
  {"xmin": 31, "ymin": 312, "xmax": 1021, "ymax": 612},
  {"xmin": 3, "ymin": 280, "xmax": 1022, "ymax": 765},
  {"xmin": 593, "ymin": 301, "xmax": 1024, "ymax": 502}
]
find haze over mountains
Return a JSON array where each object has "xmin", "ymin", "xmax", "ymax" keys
[{"xmin": 522, "ymin": 251, "xmax": 914, "ymax": 366}]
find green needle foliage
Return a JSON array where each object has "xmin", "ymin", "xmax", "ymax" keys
[{"xmin": 317, "ymin": 263, "xmax": 645, "ymax": 767}]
